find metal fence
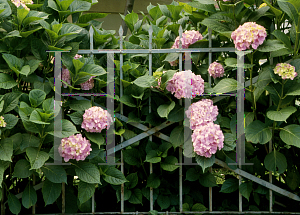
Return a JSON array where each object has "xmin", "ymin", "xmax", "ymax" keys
[{"xmin": 5, "ymin": 25, "xmax": 300, "ymax": 215}]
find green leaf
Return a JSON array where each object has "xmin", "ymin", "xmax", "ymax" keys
[
  {"xmin": 272, "ymin": 30, "xmax": 293, "ymax": 50},
  {"xmin": 125, "ymin": 172, "xmax": 138, "ymax": 189},
  {"xmin": 26, "ymin": 147, "xmax": 49, "ymax": 170},
  {"xmin": 68, "ymin": 111, "xmax": 83, "ymax": 125},
  {"xmin": 133, "ymin": 75, "xmax": 156, "ymax": 88},
  {"xmin": 279, "ymin": 124, "xmax": 300, "ymax": 148},
  {"xmin": 3, "ymin": 114, "xmax": 18, "ymax": 129},
  {"xmin": 167, "ymin": 104, "xmax": 184, "ymax": 122},
  {"xmin": 239, "ymin": 181, "xmax": 252, "ymax": 201},
  {"xmin": 267, "ymin": 106, "xmax": 296, "ymax": 122},
  {"xmin": 160, "ymin": 156, "xmax": 179, "ymax": 171},
  {"xmin": 149, "ymin": 5, "xmax": 162, "ymax": 21},
  {"xmin": 278, "ymin": 0, "xmax": 298, "ymax": 24},
  {"xmin": 1, "ymin": 92, "xmax": 22, "ymax": 114},
  {"xmin": 8, "ymin": 192, "xmax": 21, "ymax": 215},
  {"xmin": 220, "ymin": 178, "xmax": 239, "ymax": 193},
  {"xmin": 124, "ymin": 12, "xmax": 139, "ymax": 33},
  {"xmin": 223, "ymin": 133, "xmax": 236, "ymax": 151},
  {"xmin": 157, "ymin": 101, "xmax": 175, "ymax": 118},
  {"xmin": 119, "ymin": 95, "xmax": 136, "ymax": 107},
  {"xmin": 128, "ymin": 188, "xmax": 143, "ymax": 204},
  {"xmin": 189, "ymin": 2, "xmax": 216, "ymax": 13},
  {"xmin": 213, "ymin": 78, "xmax": 243, "ymax": 94},
  {"xmin": 41, "ymin": 165, "xmax": 67, "ymax": 183},
  {"xmin": 73, "ymin": 162, "xmax": 100, "ymax": 184},
  {"xmin": 102, "ymin": 167, "xmax": 128, "ymax": 185},
  {"xmin": 69, "ymin": 0, "xmax": 91, "ymax": 12},
  {"xmin": 157, "ymin": 195, "xmax": 170, "ymax": 210},
  {"xmin": 13, "ymin": 159, "xmax": 33, "ymax": 178},
  {"xmin": 82, "ymin": 64, "xmax": 106, "ymax": 76},
  {"xmin": 123, "ymin": 148, "xmax": 141, "ymax": 166},
  {"xmin": 145, "ymin": 150, "xmax": 161, "ymax": 163},
  {"xmin": 19, "ymin": 65, "xmax": 31, "ymax": 77},
  {"xmin": 78, "ymin": 13, "xmax": 107, "ymax": 23},
  {"xmin": 245, "ymin": 120, "xmax": 272, "ymax": 144},
  {"xmin": 263, "ymin": 0, "xmax": 282, "ymax": 17},
  {"xmin": 29, "ymin": 110, "xmax": 50, "ymax": 124},
  {"xmin": 164, "ymin": 53, "xmax": 179, "ymax": 62},
  {"xmin": 195, "ymin": 154, "xmax": 215, "ymax": 173},
  {"xmin": 29, "ymin": 89, "xmax": 46, "ymax": 108},
  {"xmin": 185, "ymin": 168, "xmax": 200, "ymax": 181},
  {"xmin": 257, "ymin": 39, "xmax": 286, "ymax": 52},
  {"xmin": 0, "ymin": 73, "xmax": 17, "ymax": 89},
  {"xmin": 147, "ymin": 173, "xmax": 160, "ymax": 189},
  {"xmin": 42, "ymin": 179, "xmax": 61, "ymax": 206},
  {"xmin": 22, "ymin": 183, "xmax": 37, "ymax": 209},
  {"xmin": 69, "ymin": 99, "xmax": 91, "ymax": 112},
  {"xmin": 17, "ymin": 8, "xmax": 29, "ymax": 25},
  {"xmin": 0, "ymin": 138, "xmax": 13, "ymax": 161},
  {"xmin": 286, "ymin": 168, "xmax": 300, "ymax": 190},
  {"xmin": 199, "ymin": 172, "xmax": 217, "ymax": 187},
  {"xmin": 264, "ymin": 150, "xmax": 287, "ymax": 174},
  {"xmin": 191, "ymin": 203, "xmax": 207, "ymax": 212},
  {"xmin": 46, "ymin": 119, "xmax": 78, "ymax": 138},
  {"xmin": 170, "ymin": 125, "xmax": 184, "ymax": 149},
  {"xmin": 201, "ymin": 18, "xmax": 230, "ymax": 33},
  {"xmin": 78, "ymin": 181, "xmax": 95, "ymax": 205},
  {"xmin": 20, "ymin": 134, "xmax": 40, "ymax": 151},
  {"xmin": 85, "ymin": 132, "xmax": 104, "ymax": 148}
]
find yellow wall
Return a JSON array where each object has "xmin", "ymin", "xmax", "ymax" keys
[{"xmin": 88, "ymin": 0, "xmax": 191, "ymax": 31}]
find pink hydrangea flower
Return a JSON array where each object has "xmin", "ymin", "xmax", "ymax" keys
[
  {"xmin": 81, "ymin": 106, "xmax": 113, "ymax": 133},
  {"xmin": 11, "ymin": 0, "xmax": 33, "ymax": 10},
  {"xmin": 0, "ymin": 116, "xmax": 6, "ymax": 127},
  {"xmin": 62, "ymin": 66, "xmax": 71, "ymax": 88},
  {"xmin": 170, "ymin": 30, "xmax": 203, "ymax": 66},
  {"xmin": 80, "ymin": 76, "xmax": 96, "ymax": 90},
  {"xmin": 208, "ymin": 62, "xmax": 225, "ymax": 78},
  {"xmin": 192, "ymin": 122, "xmax": 224, "ymax": 158},
  {"xmin": 185, "ymin": 99, "xmax": 218, "ymax": 130},
  {"xmin": 166, "ymin": 70, "xmax": 204, "ymax": 99},
  {"xmin": 58, "ymin": 134, "xmax": 92, "ymax": 162},
  {"xmin": 273, "ymin": 63, "xmax": 297, "ymax": 80},
  {"xmin": 231, "ymin": 22, "xmax": 267, "ymax": 51},
  {"xmin": 74, "ymin": 54, "xmax": 82, "ymax": 60}
]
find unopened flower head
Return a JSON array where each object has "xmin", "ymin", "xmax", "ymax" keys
[
  {"xmin": 274, "ymin": 63, "xmax": 297, "ymax": 80},
  {"xmin": 58, "ymin": 134, "xmax": 92, "ymax": 162},
  {"xmin": 170, "ymin": 30, "xmax": 203, "ymax": 66},
  {"xmin": 186, "ymin": 99, "xmax": 218, "ymax": 130},
  {"xmin": 81, "ymin": 106, "xmax": 113, "ymax": 133},
  {"xmin": 208, "ymin": 62, "xmax": 225, "ymax": 78},
  {"xmin": 231, "ymin": 22, "xmax": 267, "ymax": 51},
  {"xmin": 258, "ymin": 3, "xmax": 267, "ymax": 9},
  {"xmin": 80, "ymin": 76, "xmax": 95, "ymax": 90},
  {"xmin": 0, "ymin": 116, "xmax": 6, "ymax": 127},
  {"xmin": 166, "ymin": 70, "xmax": 204, "ymax": 99},
  {"xmin": 192, "ymin": 122, "xmax": 224, "ymax": 158}
]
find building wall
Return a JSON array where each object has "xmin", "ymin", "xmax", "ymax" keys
[{"xmin": 89, "ymin": 0, "xmax": 191, "ymax": 31}]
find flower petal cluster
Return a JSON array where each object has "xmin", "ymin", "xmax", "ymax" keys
[
  {"xmin": 208, "ymin": 62, "xmax": 225, "ymax": 78},
  {"xmin": 192, "ymin": 122, "xmax": 224, "ymax": 158},
  {"xmin": 170, "ymin": 30, "xmax": 203, "ymax": 66},
  {"xmin": 0, "ymin": 116, "xmax": 6, "ymax": 127},
  {"xmin": 166, "ymin": 70, "xmax": 204, "ymax": 99},
  {"xmin": 80, "ymin": 76, "xmax": 96, "ymax": 90},
  {"xmin": 273, "ymin": 63, "xmax": 297, "ymax": 80},
  {"xmin": 62, "ymin": 67, "xmax": 71, "ymax": 88},
  {"xmin": 11, "ymin": 0, "xmax": 33, "ymax": 10},
  {"xmin": 231, "ymin": 22, "xmax": 267, "ymax": 51},
  {"xmin": 185, "ymin": 99, "xmax": 218, "ymax": 130},
  {"xmin": 81, "ymin": 106, "xmax": 113, "ymax": 133},
  {"xmin": 58, "ymin": 134, "xmax": 92, "ymax": 162}
]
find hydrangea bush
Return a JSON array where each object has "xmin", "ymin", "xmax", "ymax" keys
[{"xmin": 0, "ymin": 0, "xmax": 300, "ymax": 214}]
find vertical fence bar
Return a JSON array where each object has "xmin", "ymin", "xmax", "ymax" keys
[
  {"xmin": 119, "ymin": 26, "xmax": 124, "ymax": 214},
  {"xmin": 148, "ymin": 26, "xmax": 154, "ymax": 211},
  {"xmin": 62, "ymin": 182, "xmax": 65, "ymax": 215},
  {"xmin": 208, "ymin": 27, "xmax": 213, "ymax": 212}
]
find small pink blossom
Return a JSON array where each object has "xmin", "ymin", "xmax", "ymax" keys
[
  {"xmin": 0, "ymin": 116, "xmax": 6, "ymax": 127},
  {"xmin": 81, "ymin": 106, "xmax": 113, "ymax": 133},
  {"xmin": 208, "ymin": 62, "xmax": 225, "ymax": 78},
  {"xmin": 80, "ymin": 76, "xmax": 96, "ymax": 90},
  {"xmin": 273, "ymin": 63, "xmax": 297, "ymax": 80},
  {"xmin": 166, "ymin": 70, "xmax": 204, "ymax": 99},
  {"xmin": 58, "ymin": 134, "xmax": 92, "ymax": 162}
]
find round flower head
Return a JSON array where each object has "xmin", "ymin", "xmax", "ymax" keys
[
  {"xmin": 231, "ymin": 22, "xmax": 267, "ymax": 51},
  {"xmin": 62, "ymin": 67, "xmax": 71, "ymax": 88},
  {"xmin": 11, "ymin": 0, "xmax": 33, "ymax": 10},
  {"xmin": 80, "ymin": 76, "xmax": 95, "ymax": 90},
  {"xmin": 0, "ymin": 116, "xmax": 6, "ymax": 127},
  {"xmin": 58, "ymin": 134, "xmax": 92, "ymax": 162},
  {"xmin": 208, "ymin": 62, "xmax": 225, "ymax": 78},
  {"xmin": 74, "ymin": 54, "xmax": 82, "ymax": 60},
  {"xmin": 192, "ymin": 122, "xmax": 224, "ymax": 158},
  {"xmin": 170, "ymin": 30, "xmax": 203, "ymax": 66},
  {"xmin": 166, "ymin": 70, "xmax": 204, "ymax": 99},
  {"xmin": 273, "ymin": 63, "xmax": 297, "ymax": 80},
  {"xmin": 185, "ymin": 99, "xmax": 218, "ymax": 130},
  {"xmin": 82, "ymin": 106, "xmax": 113, "ymax": 133}
]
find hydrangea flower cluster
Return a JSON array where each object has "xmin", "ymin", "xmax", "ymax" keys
[
  {"xmin": 186, "ymin": 99, "xmax": 224, "ymax": 158},
  {"xmin": 58, "ymin": 134, "xmax": 92, "ymax": 162},
  {"xmin": 166, "ymin": 70, "xmax": 204, "ymax": 99},
  {"xmin": 11, "ymin": 0, "xmax": 33, "ymax": 10},
  {"xmin": 80, "ymin": 76, "xmax": 96, "ymax": 90},
  {"xmin": 62, "ymin": 67, "xmax": 71, "ymax": 88},
  {"xmin": 273, "ymin": 63, "xmax": 297, "ymax": 80},
  {"xmin": 192, "ymin": 122, "xmax": 224, "ymax": 158},
  {"xmin": 231, "ymin": 22, "xmax": 267, "ymax": 51},
  {"xmin": 81, "ymin": 106, "xmax": 113, "ymax": 133},
  {"xmin": 0, "ymin": 116, "xmax": 6, "ymax": 127},
  {"xmin": 170, "ymin": 30, "xmax": 203, "ymax": 66},
  {"xmin": 185, "ymin": 99, "xmax": 219, "ymax": 130},
  {"xmin": 208, "ymin": 62, "xmax": 225, "ymax": 78}
]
